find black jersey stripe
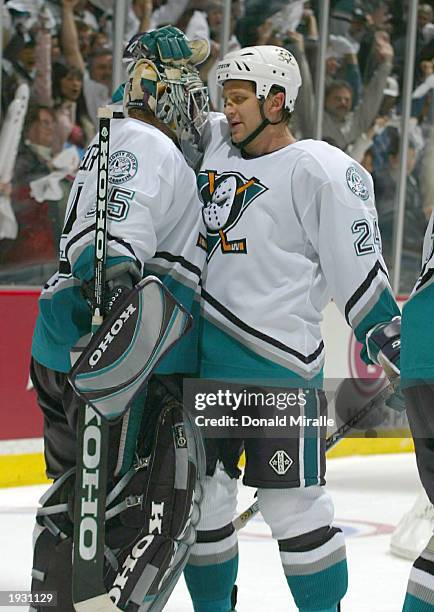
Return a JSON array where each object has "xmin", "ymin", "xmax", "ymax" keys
[
  {"xmin": 202, "ymin": 289, "xmax": 324, "ymax": 365},
  {"xmin": 344, "ymin": 260, "xmax": 389, "ymax": 325},
  {"xmin": 62, "ymin": 224, "xmax": 141, "ymax": 272},
  {"xmin": 154, "ymin": 251, "xmax": 202, "ymax": 280},
  {"xmin": 196, "ymin": 523, "xmax": 235, "ymax": 544},
  {"xmin": 414, "ymin": 555, "xmax": 434, "ymax": 575},
  {"xmin": 279, "ymin": 526, "xmax": 342, "ymax": 553},
  {"xmin": 416, "ymin": 269, "xmax": 434, "ymax": 292}
]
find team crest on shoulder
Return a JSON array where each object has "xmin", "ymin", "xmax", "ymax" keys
[
  {"xmin": 109, "ymin": 150, "xmax": 138, "ymax": 184},
  {"xmin": 346, "ymin": 166, "xmax": 369, "ymax": 201},
  {"xmin": 197, "ymin": 170, "xmax": 268, "ymax": 259}
]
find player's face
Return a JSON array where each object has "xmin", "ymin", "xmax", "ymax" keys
[{"xmin": 223, "ymin": 81, "xmax": 261, "ymax": 144}]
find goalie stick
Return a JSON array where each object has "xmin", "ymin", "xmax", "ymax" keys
[
  {"xmin": 72, "ymin": 106, "xmax": 123, "ymax": 612},
  {"xmin": 233, "ymin": 380, "xmax": 398, "ymax": 531},
  {"xmin": 70, "ymin": 110, "xmax": 195, "ymax": 611}
]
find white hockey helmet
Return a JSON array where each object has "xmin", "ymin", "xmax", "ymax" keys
[{"xmin": 216, "ymin": 45, "xmax": 302, "ymax": 112}]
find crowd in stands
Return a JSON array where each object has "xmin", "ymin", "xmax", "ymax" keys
[{"xmin": 0, "ymin": 0, "xmax": 433, "ymax": 292}]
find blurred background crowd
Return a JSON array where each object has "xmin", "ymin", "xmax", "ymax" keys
[{"xmin": 0, "ymin": 0, "xmax": 433, "ymax": 293}]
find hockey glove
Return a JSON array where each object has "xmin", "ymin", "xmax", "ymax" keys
[
  {"xmin": 366, "ymin": 317, "xmax": 405, "ymax": 412},
  {"xmin": 125, "ymin": 27, "xmax": 210, "ymax": 67},
  {"xmin": 136, "ymin": 26, "xmax": 193, "ymax": 62},
  {"xmin": 81, "ymin": 260, "xmax": 141, "ymax": 316}
]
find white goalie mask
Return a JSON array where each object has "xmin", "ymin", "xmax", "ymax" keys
[
  {"xmin": 123, "ymin": 59, "xmax": 209, "ymax": 145},
  {"xmin": 122, "ymin": 34, "xmax": 210, "ymax": 146}
]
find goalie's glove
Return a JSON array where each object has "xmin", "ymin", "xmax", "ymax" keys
[
  {"xmin": 124, "ymin": 26, "xmax": 210, "ymax": 67},
  {"xmin": 366, "ymin": 317, "xmax": 405, "ymax": 412},
  {"xmin": 125, "ymin": 26, "xmax": 192, "ymax": 63},
  {"xmin": 81, "ymin": 261, "xmax": 141, "ymax": 316}
]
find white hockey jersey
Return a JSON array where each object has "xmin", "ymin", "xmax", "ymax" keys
[
  {"xmin": 198, "ymin": 113, "xmax": 400, "ymax": 383},
  {"xmin": 32, "ymin": 116, "xmax": 207, "ymax": 373}
]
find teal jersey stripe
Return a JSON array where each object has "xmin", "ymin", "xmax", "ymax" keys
[
  {"xmin": 73, "ymin": 248, "xmax": 133, "ymax": 281},
  {"xmin": 200, "ymin": 319, "xmax": 323, "ymax": 388},
  {"xmin": 303, "ymin": 390, "xmax": 321, "ymax": 486},
  {"xmin": 401, "ymin": 284, "xmax": 434, "ymax": 385},
  {"xmin": 286, "ymin": 559, "xmax": 348, "ymax": 610},
  {"xmin": 353, "ymin": 287, "xmax": 400, "ymax": 364},
  {"xmin": 403, "ymin": 592, "xmax": 434, "ymax": 612},
  {"xmin": 184, "ymin": 555, "xmax": 238, "ymax": 608}
]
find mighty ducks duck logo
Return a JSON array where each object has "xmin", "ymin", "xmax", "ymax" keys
[{"xmin": 198, "ymin": 170, "xmax": 268, "ymax": 258}]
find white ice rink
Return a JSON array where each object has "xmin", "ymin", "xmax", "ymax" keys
[{"xmin": 0, "ymin": 453, "xmax": 424, "ymax": 611}]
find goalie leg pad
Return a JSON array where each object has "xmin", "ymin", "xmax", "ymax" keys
[
  {"xmin": 31, "ymin": 379, "xmax": 205, "ymax": 611},
  {"xmin": 30, "ymin": 470, "xmax": 76, "ymax": 611},
  {"xmin": 103, "ymin": 382, "xmax": 206, "ymax": 610}
]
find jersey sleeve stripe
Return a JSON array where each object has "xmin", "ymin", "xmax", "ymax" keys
[
  {"xmin": 154, "ymin": 251, "xmax": 202, "ymax": 280},
  {"xmin": 344, "ymin": 260, "xmax": 389, "ymax": 325},
  {"xmin": 202, "ymin": 289, "xmax": 324, "ymax": 364},
  {"xmin": 414, "ymin": 269, "xmax": 434, "ymax": 294}
]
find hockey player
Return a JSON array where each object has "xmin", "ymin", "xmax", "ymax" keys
[
  {"xmin": 144, "ymin": 33, "xmax": 403, "ymax": 612},
  {"xmin": 29, "ymin": 28, "xmax": 210, "ymax": 611},
  {"xmin": 401, "ymin": 210, "xmax": 434, "ymax": 612}
]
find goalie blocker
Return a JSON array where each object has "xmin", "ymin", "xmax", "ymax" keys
[{"xmin": 69, "ymin": 275, "xmax": 193, "ymax": 422}]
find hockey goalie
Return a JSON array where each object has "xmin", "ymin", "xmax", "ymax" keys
[{"xmin": 28, "ymin": 26, "xmax": 210, "ymax": 611}]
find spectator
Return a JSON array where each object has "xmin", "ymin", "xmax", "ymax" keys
[
  {"xmin": 83, "ymin": 47, "xmax": 113, "ymax": 125},
  {"xmin": 322, "ymin": 31, "xmax": 394, "ymax": 151},
  {"xmin": 2, "ymin": 33, "xmax": 36, "ymax": 114},
  {"xmin": 327, "ymin": 34, "xmax": 363, "ymax": 107},
  {"xmin": 75, "ymin": 19, "xmax": 93, "ymax": 61},
  {"xmin": 418, "ymin": 3, "xmax": 434, "ymax": 44},
  {"xmin": 392, "ymin": 2, "xmax": 434, "ymax": 81},
  {"xmin": 361, "ymin": 145, "xmax": 374, "ymax": 173},
  {"xmin": 31, "ymin": 15, "xmax": 94, "ymax": 155},
  {"xmin": 374, "ymin": 132, "xmax": 427, "ymax": 292},
  {"xmin": 347, "ymin": 75, "xmax": 400, "ymax": 167},
  {"xmin": 61, "ymin": 0, "xmax": 112, "ymax": 127},
  {"xmin": 89, "ymin": 29, "xmax": 109, "ymax": 53},
  {"xmin": 52, "ymin": 62, "xmax": 95, "ymax": 153},
  {"xmin": 0, "ymin": 106, "xmax": 69, "ymax": 284}
]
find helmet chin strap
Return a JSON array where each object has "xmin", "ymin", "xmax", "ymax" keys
[{"xmin": 232, "ymin": 98, "xmax": 281, "ymax": 152}]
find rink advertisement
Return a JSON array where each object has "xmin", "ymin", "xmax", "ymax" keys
[{"xmin": 0, "ymin": 288, "xmax": 42, "ymax": 440}]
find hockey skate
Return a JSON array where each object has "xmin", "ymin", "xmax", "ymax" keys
[{"xmin": 390, "ymin": 490, "xmax": 434, "ymax": 560}]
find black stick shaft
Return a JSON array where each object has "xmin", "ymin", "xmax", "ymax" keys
[{"xmin": 73, "ymin": 108, "xmax": 120, "ymax": 611}]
